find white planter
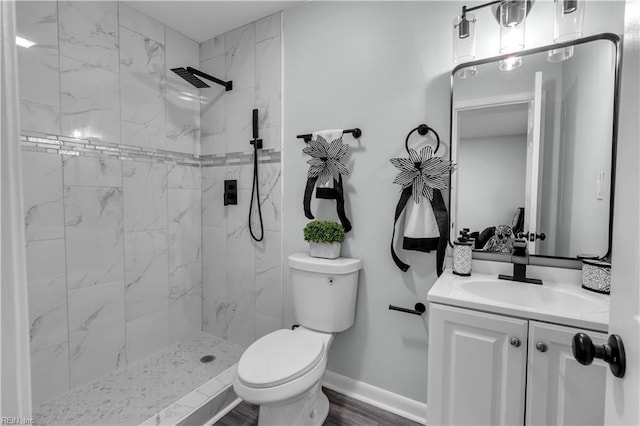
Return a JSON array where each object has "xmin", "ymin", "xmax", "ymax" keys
[{"xmin": 308, "ymin": 242, "xmax": 341, "ymax": 259}]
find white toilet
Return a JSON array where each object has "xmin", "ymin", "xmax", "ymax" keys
[{"xmin": 233, "ymin": 252, "xmax": 362, "ymax": 426}]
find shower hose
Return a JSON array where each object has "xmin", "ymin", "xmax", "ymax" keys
[{"xmin": 249, "ymin": 142, "xmax": 264, "ymax": 242}]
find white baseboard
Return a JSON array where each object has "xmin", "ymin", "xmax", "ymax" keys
[
  {"xmin": 209, "ymin": 397, "xmax": 242, "ymax": 425},
  {"xmin": 321, "ymin": 370, "xmax": 427, "ymax": 425}
]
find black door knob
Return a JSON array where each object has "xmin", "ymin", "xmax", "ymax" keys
[{"xmin": 572, "ymin": 333, "xmax": 626, "ymax": 378}]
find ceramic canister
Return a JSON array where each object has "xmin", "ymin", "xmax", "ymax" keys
[
  {"xmin": 581, "ymin": 259, "xmax": 611, "ymax": 294},
  {"xmin": 453, "ymin": 240, "xmax": 472, "ymax": 276}
]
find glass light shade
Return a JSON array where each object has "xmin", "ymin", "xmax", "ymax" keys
[
  {"xmin": 455, "ymin": 66, "xmax": 478, "ymax": 79},
  {"xmin": 554, "ymin": 0, "xmax": 585, "ymax": 43},
  {"xmin": 499, "ymin": 1, "xmax": 526, "ymax": 54},
  {"xmin": 548, "ymin": 46, "xmax": 575, "ymax": 62},
  {"xmin": 499, "ymin": 56, "xmax": 523, "ymax": 71},
  {"xmin": 499, "ymin": 22, "xmax": 525, "ymax": 54},
  {"xmin": 453, "ymin": 13, "xmax": 476, "ymax": 64}
]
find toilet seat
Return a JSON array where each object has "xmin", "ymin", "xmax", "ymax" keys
[{"xmin": 237, "ymin": 329, "xmax": 325, "ymax": 388}]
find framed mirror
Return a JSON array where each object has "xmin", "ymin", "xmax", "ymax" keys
[{"xmin": 449, "ymin": 33, "xmax": 621, "ymax": 267}]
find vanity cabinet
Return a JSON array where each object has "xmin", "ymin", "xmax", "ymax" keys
[
  {"xmin": 427, "ymin": 304, "xmax": 528, "ymax": 425},
  {"xmin": 526, "ymin": 321, "xmax": 608, "ymax": 426},
  {"xmin": 427, "ymin": 304, "xmax": 608, "ymax": 426}
]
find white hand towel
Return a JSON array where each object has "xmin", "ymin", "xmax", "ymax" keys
[
  {"xmin": 312, "ymin": 129, "xmax": 344, "ymax": 188},
  {"xmin": 403, "ymin": 198, "xmax": 440, "ymax": 252}
]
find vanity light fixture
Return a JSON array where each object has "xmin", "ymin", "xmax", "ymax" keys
[
  {"xmin": 452, "ymin": 12, "xmax": 478, "ymax": 78},
  {"xmin": 453, "ymin": 0, "xmax": 533, "ymax": 75},
  {"xmin": 15, "ymin": 36, "xmax": 36, "ymax": 48},
  {"xmin": 548, "ymin": 0, "xmax": 585, "ymax": 62}
]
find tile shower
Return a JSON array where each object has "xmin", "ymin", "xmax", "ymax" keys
[{"xmin": 17, "ymin": 0, "xmax": 282, "ymax": 416}]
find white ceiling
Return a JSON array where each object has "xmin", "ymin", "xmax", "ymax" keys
[
  {"xmin": 459, "ymin": 103, "xmax": 529, "ymax": 139},
  {"xmin": 123, "ymin": 1, "xmax": 306, "ymax": 43}
]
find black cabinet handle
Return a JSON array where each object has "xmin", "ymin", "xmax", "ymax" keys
[
  {"xmin": 389, "ymin": 303, "xmax": 426, "ymax": 316},
  {"xmin": 572, "ymin": 333, "xmax": 626, "ymax": 378}
]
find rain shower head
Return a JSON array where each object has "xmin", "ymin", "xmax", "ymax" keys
[{"xmin": 170, "ymin": 67, "xmax": 233, "ymax": 91}]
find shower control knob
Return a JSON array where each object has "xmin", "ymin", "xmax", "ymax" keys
[
  {"xmin": 510, "ymin": 337, "xmax": 521, "ymax": 348},
  {"xmin": 536, "ymin": 342, "xmax": 548, "ymax": 352}
]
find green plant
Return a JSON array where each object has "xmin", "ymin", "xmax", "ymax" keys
[{"xmin": 303, "ymin": 221, "xmax": 345, "ymax": 244}]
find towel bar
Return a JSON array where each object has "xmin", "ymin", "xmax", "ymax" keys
[
  {"xmin": 389, "ymin": 303, "xmax": 426, "ymax": 316},
  {"xmin": 296, "ymin": 128, "xmax": 362, "ymax": 142}
]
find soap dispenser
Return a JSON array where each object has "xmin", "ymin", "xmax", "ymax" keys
[{"xmin": 453, "ymin": 228, "xmax": 472, "ymax": 276}]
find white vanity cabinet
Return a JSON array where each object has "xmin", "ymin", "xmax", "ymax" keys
[
  {"xmin": 428, "ymin": 303, "xmax": 608, "ymax": 426},
  {"xmin": 427, "ymin": 304, "xmax": 528, "ymax": 425},
  {"xmin": 526, "ymin": 321, "xmax": 608, "ymax": 426}
]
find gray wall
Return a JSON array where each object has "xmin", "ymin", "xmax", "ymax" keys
[
  {"xmin": 282, "ymin": 1, "xmax": 625, "ymax": 403},
  {"xmin": 458, "ymin": 134, "xmax": 528, "ymax": 233}
]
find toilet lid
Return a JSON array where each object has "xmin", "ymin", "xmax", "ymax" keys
[{"xmin": 237, "ymin": 329, "xmax": 325, "ymax": 388}]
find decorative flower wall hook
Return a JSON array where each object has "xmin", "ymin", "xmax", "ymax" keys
[
  {"xmin": 390, "ymin": 146, "xmax": 454, "ymax": 204},
  {"xmin": 303, "ymin": 135, "xmax": 350, "ymax": 185}
]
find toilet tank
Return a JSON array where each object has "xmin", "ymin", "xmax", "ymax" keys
[{"xmin": 288, "ymin": 253, "xmax": 362, "ymax": 333}]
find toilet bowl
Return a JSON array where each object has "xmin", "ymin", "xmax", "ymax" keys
[
  {"xmin": 234, "ymin": 327, "xmax": 333, "ymax": 425},
  {"xmin": 233, "ymin": 253, "xmax": 361, "ymax": 426}
]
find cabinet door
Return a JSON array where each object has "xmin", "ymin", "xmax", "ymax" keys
[
  {"xmin": 427, "ymin": 304, "xmax": 528, "ymax": 426},
  {"xmin": 526, "ymin": 321, "xmax": 608, "ymax": 426}
]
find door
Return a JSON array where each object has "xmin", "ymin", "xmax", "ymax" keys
[
  {"xmin": 524, "ymin": 71, "xmax": 544, "ymax": 254},
  {"xmin": 604, "ymin": 2, "xmax": 640, "ymax": 423},
  {"xmin": 526, "ymin": 321, "xmax": 608, "ymax": 426},
  {"xmin": 427, "ymin": 304, "xmax": 528, "ymax": 426}
]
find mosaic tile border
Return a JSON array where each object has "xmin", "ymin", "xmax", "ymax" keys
[{"xmin": 20, "ymin": 132, "xmax": 281, "ymax": 168}]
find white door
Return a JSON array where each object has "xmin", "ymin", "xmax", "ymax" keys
[
  {"xmin": 526, "ymin": 321, "xmax": 608, "ymax": 426},
  {"xmin": 524, "ymin": 71, "xmax": 544, "ymax": 253},
  {"xmin": 604, "ymin": 2, "xmax": 640, "ymax": 423},
  {"xmin": 427, "ymin": 304, "xmax": 528, "ymax": 426}
]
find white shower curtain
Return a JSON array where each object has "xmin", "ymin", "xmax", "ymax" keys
[{"xmin": 0, "ymin": 0, "xmax": 32, "ymax": 418}]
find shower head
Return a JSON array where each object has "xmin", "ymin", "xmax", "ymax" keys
[
  {"xmin": 171, "ymin": 67, "xmax": 209, "ymax": 88},
  {"xmin": 170, "ymin": 67, "xmax": 233, "ymax": 91}
]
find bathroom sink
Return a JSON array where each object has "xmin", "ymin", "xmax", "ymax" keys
[
  {"xmin": 427, "ymin": 271, "xmax": 610, "ymax": 332},
  {"xmin": 456, "ymin": 279, "xmax": 605, "ymax": 313}
]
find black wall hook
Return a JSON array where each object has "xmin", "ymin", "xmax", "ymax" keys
[{"xmin": 405, "ymin": 124, "xmax": 440, "ymax": 155}]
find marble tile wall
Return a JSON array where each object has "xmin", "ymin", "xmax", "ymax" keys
[
  {"xmin": 199, "ymin": 13, "xmax": 283, "ymax": 348},
  {"xmin": 17, "ymin": 1, "xmax": 200, "ymax": 155},
  {"xmin": 17, "ymin": 2, "xmax": 203, "ymax": 407},
  {"xmin": 18, "ymin": 1, "xmax": 283, "ymax": 407}
]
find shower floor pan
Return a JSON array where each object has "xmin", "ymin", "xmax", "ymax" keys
[{"xmin": 34, "ymin": 332, "xmax": 245, "ymax": 425}]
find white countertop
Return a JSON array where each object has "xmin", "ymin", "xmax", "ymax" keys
[{"xmin": 428, "ymin": 267, "xmax": 610, "ymax": 332}]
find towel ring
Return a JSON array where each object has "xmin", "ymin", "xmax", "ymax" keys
[{"xmin": 405, "ymin": 124, "xmax": 440, "ymax": 155}]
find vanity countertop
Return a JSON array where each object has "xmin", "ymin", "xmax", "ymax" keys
[{"xmin": 427, "ymin": 269, "xmax": 609, "ymax": 332}]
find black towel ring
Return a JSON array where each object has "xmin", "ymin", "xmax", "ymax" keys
[{"xmin": 405, "ymin": 124, "xmax": 440, "ymax": 155}]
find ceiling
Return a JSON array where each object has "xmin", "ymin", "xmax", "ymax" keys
[
  {"xmin": 123, "ymin": 1, "xmax": 306, "ymax": 43},
  {"xmin": 459, "ymin": 103, "xmax": 529, "ymax": 140}
]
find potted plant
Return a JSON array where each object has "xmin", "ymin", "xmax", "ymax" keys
[{"xmin": 303, "ymin": 220, "xmax": 345, "ymax": 259}]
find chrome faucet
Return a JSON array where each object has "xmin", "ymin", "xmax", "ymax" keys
[{"xmin": 498, "ymin": 239, "xmax": 543, "ymax": 285}]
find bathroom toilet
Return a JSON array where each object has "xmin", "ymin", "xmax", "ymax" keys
[{"xmin": 233, "ymin": 252, "xmax": 362, "ymax": 426}]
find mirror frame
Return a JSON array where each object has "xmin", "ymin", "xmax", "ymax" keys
[{"xmin": 449, "ymin": 33, "xmax": 622, "ymax": 269}]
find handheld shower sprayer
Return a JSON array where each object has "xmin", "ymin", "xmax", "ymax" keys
[{"xmin": 249, "ymin": 109, "xmax": 264, "ymax": 242}]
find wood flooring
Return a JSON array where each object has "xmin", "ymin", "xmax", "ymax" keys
[{"xmin": 214, "ymin": 387, "xmax": 423, "ymax": 426}]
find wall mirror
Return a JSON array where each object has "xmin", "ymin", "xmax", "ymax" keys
[{"xmin": 449, "ymin": 33, "xmax": 620, "ymax": 266}]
